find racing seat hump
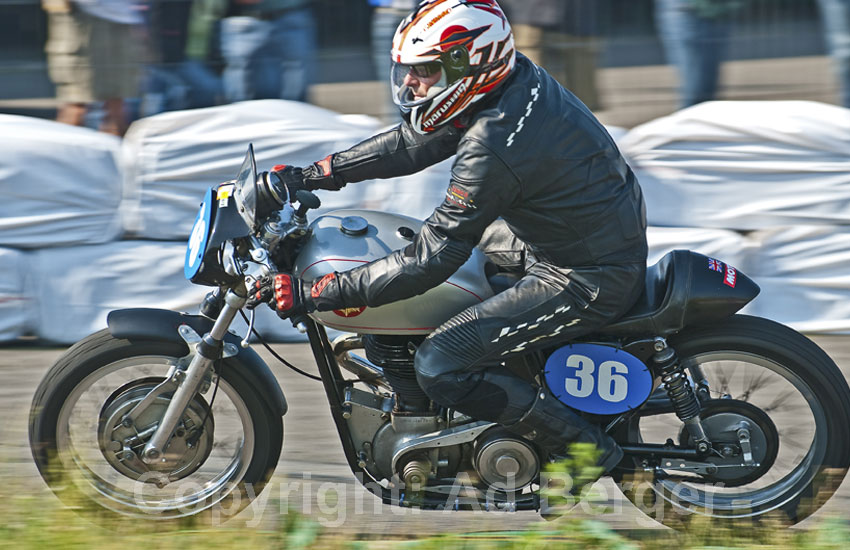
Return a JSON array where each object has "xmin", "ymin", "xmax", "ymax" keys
[{"xmin": 600, "ymin": 250, "xmax": 759, "ymax": 337}]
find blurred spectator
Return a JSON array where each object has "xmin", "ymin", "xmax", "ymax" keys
[
  {"xmin": 43, "ymin": 0, "xmax": 145, "ymax": 135},
  {"xmin": 500, "ymin": 0, "xmax": 603, "ymax": 110},
  {"xmin": 220, "ymin": 0, "xmax": 317, "ymax": 102},
  {"xmin": 141, "ymin": 0, "xmax": 224, "ymax": 116},
  {"xmin": 369, "ymin": 0, "xmax": 416, "ymax": 122},
  {"xmin": 655, "ymin": 0, "xmax": 746, "ymax": 109},
  {"xmin": 816, "ymin": 0, "xmax": 850, "ymax": 108}
]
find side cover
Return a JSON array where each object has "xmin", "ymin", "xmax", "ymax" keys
[{"xmin": 106, "ymin": 308, "xmax": 287, "ymax": 416}]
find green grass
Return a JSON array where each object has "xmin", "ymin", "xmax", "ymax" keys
[
  {"xmin": 3, "ymin": 444, "xmax": 847, "ymax": 550},
  {"xmin": 1, "ymin": 482, "xmax": 848, "ymax": 550}
]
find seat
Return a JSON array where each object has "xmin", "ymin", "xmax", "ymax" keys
[
  {"xmin": 486, "ymin": 249, "xmax": 759, "ymax": 340},
  {"xmin": 485, "ymin": 252, "xmax": 682, "ymax": 337}
]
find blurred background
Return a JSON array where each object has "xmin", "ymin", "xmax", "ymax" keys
[
  {"xmin": 2, "ymin": 0, "xmax": 850, "ymax": 345},
  {"xmin": 0, "ymin": 0, "xmax": 845, "ymax": 129}
]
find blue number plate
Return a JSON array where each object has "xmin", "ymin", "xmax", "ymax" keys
[
  {"xmin": 184, "ymin": 187, "xmax": 214, "ymax": 280},
  {"xmin": 544, "ymin": 343, "xmax": 653, "ymax": 415}
]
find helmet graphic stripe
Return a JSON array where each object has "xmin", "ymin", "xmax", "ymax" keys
[{"xmin": 391, "ymin": 0, "xmax": 516, "ymax": 133}]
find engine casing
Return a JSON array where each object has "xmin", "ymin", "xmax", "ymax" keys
[{"xmin": 293, "ymin": 209, "xmax": 494, "ymax": 334}]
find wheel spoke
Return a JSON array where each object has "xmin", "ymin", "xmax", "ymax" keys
[
  {"xmin": 740, "ymin": 369, "xmax": 775, "ymax": 402},
  {"xmin": 627, "ymin": 343, "xmax": 832, "ymax": 521},
  {"xmin": 53, "ymin": 354, "xmax": 256, "ymax": 518}
]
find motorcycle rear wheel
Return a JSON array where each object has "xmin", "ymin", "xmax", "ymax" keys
[
  {"xmin": 614, "ymin": 315, "xmax": 850, "ymax": 527},
  {"xmin": 29, "ymin": 329, "xmax": 283, "ymax": 523}
]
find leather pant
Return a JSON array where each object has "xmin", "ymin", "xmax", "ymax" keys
[{"xmin": 413, "ymin": 220, "xmax": 645, "ymax": 425}]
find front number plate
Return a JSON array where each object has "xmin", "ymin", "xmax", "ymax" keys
[{"xmin": 184, "ymin": 187, "xmax": 214, "ymax": 280}]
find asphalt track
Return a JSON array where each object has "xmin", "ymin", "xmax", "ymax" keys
[{"xmin": 2, "ymin": 334, "xmax": 849, "ymax": 534}]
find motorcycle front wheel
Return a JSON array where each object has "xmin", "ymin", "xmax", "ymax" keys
[
  {"xmin": 614, "ymin": 315, "xmax": 850, "ymax": 527},
  {"xmin": 29, "ymin": 329, "xmax": 283, "ymax": 522}
]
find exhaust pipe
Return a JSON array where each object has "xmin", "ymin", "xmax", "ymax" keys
[{"xmin": 331, "ymin": 335, "xmax": 391, "ymax": 390}]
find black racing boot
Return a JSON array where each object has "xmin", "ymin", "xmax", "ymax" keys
[
  {"xmin": 506, "ymin": 389, "xmax": 623, "ymax": 473},
  {"xmin": 506, "ymin": 389, "xmax": 623, "ymax": 518}
]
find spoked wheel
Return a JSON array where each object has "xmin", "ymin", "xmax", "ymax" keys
[
  {"xmin": 29, "ymin": 329, "xmax": 282, "ymax": 522},
  {"xmin": 615, "ymin": 315, "xmax": 850, "ymax": 526}
]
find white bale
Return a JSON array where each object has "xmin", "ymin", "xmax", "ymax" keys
[
  {"xmin": 646, "ymin": 226, "xmax": 752, "ymax": 268},
  {"xmin": 0, "ymin": 247, "xmax": 35, "ymax": 341},
  {"xmin": 0, "ymin": 115, "xmax": 123, "ymax": 248},
  {"xmin": 121, "ymin": 100, "xmax": 385, "ymax": 240},
  {"xmin": 29, "ymin": 241, "xmax": 307, "ymax": 343},
  {"xmin": 745, "ymin": 226, "xmax": 850, "ymax": 333},
  {"xmin": 621, "ymin": 101, "xmax": 850, "ymax": 229}
]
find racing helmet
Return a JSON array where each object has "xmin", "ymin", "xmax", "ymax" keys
[{"xmin": 391, "ymin": 0, "xmax": 516, "ymax": 134}]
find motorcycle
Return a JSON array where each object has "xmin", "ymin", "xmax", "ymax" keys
[{"xmin": 29, "ymin": 145, "xmax": 850, "ymax": 527}]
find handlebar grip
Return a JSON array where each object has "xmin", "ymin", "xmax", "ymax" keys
[{"xmin": 295, "ymin": 189, "xmax": 321, "ymax": 217}]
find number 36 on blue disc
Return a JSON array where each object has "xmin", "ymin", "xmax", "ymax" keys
[{"xmin": 544, "ymin": 343, "xmax": 653, "ymax": 415}]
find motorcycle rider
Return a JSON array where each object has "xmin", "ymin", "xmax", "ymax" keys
[{"xmin": 251, "ymin": 0, "xmax": 648, "ymax": 477}]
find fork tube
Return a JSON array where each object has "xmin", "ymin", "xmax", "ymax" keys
[{"xmin": 141, "ymin": 292, "xmax": 244, "ymax": 464}]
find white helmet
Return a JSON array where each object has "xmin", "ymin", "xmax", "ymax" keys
[{"xmin": 391, "ymin": 0, "xmax": 516, "ymax": 134}]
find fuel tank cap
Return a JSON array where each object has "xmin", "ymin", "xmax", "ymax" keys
[{"xmin": 340, "ymin": 215, "xmax": 368, "ymax": 236}]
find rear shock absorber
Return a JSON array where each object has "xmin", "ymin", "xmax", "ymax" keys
[{"xmin": 653, "ymin": 337, "xmax": 711, "ymax": 454}]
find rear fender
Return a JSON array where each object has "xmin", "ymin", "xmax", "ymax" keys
[{"xmin": 106, "ymin": 308, "xmax": 287, "ymax": 417}]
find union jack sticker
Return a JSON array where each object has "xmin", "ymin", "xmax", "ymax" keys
[{"xmin": 708, "ymin": 258, "xmax": 724, "ymax": 272}]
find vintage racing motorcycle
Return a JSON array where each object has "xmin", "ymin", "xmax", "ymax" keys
[{"xmin": 29, "ymin": 145, "xmax": 850, "ymax": 527}]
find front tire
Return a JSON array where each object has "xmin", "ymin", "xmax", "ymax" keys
[
  {"xmin": 29, "ymin": 329, "xmax": 283, "ymax": 522},
  {"xmin": 615, "ymin": 315, "xmax": 850, "ymax": 526}
]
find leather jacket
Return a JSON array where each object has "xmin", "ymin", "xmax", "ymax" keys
[{"xmin": 308, "ymin": 54, "xmax": 648, "ymax": 312}]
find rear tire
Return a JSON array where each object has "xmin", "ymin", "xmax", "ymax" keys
[
  {"xmin": 614, "ymin": 315, "xmax": 850, "ymax": 527},
  {"xmin": 29, "ymin": 329, "xmax": 283, "ymax": 523}
]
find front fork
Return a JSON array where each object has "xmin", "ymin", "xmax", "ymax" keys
[{"xmin": 140, "ymin": 290, "xmax": 246, "ymax": 464}]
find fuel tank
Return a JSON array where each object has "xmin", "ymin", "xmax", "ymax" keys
[{"xmin": 293, "ymin": 210, "xmax": 495, "ymax": 334}]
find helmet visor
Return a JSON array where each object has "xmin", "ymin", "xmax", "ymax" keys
[{"xmin": 391, "ymin": 60, "xmax": 448, "ymax": 109}]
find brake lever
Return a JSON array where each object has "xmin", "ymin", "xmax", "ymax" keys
[{"xmin": 241, "ymin": 308, "xmax": 255, "ymax": 348}]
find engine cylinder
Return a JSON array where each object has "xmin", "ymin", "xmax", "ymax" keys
[{"xmin": 364, "ymin": 335, "xmax": 430, "ymax": 412}]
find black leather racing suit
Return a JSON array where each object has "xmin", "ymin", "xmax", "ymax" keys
[{"xmin": 307, "ymin": 54, "xmax": 648, "ymax": 426}]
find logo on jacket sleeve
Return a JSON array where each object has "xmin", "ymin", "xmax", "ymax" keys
[
  {"xmin": 445, "ymin": 184, "xmax": 476, "ymax": 210},
  {"xmin": 311, "ymin": 273, "xmax": 337, "ymax": 299}
]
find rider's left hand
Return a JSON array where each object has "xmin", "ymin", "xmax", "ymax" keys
[{"xmin": 245, "ymin": 274, "xmax": 274, "ymax": 310}]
